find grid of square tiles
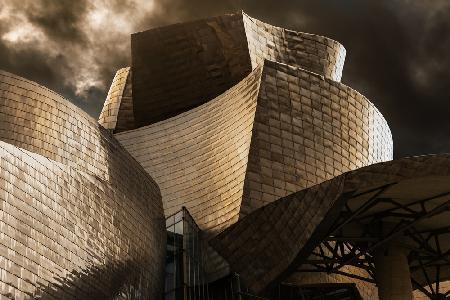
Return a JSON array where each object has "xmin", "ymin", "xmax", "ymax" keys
[
  {"xmin": 243, "ymin": 13, "xmax": 346, "ymax": 82},
  {"xmin": 98, "ymin": 67, "xmax": 130, "ymax": 130},
  {"xmin": 115, "ymin": 67, "xmax": 263, "ymax": 236},
  {"xmin": 0, "ymin": 72, "xmax": 166, "ymax": 298},
  {"xmin": 104, "ymin": 12, "xmax": 347, "ymax": 134},
  {"xmin": 240, "ymin": 60, "xmax": 393, "ymax": 217}
]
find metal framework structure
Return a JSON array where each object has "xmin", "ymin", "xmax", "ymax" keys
[{"xmin": 296, "ymin": 183, "xmax": 450, "ymax": 299}]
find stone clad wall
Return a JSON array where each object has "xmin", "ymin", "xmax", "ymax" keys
[
  {"xmin": 240, "ymin": 60, "xmax": 393, "ymax": 216},
  {"xmin": 0, "ymin": 71, "xmax": 166, "ymax": 299},
  {"xmin": 243, "ymin": 13, "xmax": 346, "ymax": 82},
  {"xmin": 115, "ymin": 67, "xmax": 263, "ymax": 236}
]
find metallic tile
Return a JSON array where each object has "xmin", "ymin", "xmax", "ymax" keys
[{"xmin": 0, "ymin": 71, "xmax": 166, "ymax": 299}]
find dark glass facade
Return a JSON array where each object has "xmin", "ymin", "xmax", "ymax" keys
[
  {"xmin": 164, "ymin": 208, "xmax": 361, "ymax": 300},
  {"xmin": 165, "ymin": 208, "xmax": 209, "ymax": 300}
]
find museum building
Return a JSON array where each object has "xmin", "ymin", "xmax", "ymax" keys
[{"xmin": 0, "ymin": 11, "xmax": 449, "ymax": 300}]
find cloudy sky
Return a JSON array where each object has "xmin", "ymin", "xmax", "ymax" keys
[{"xmin": 0, "ymin": 0, "xmax": 449, "ymax": 158}]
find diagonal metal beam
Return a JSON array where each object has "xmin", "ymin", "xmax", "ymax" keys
[
  {"xmin": 331, "ymin": 196, "xmax": 450, "ymax": 272},
  {"xmin": 329, "ymin": 183, "xmax": 395, "ymax": 235}
]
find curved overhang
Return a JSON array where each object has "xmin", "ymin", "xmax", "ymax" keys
[
  {"xmin": 242, "ymin": 12, "xmax": 346, "ymax": 82},
  {"xmin": 211, "ymin": 154, "xmax": 450, "ymax": 295},
  {"xmin": 115, "ymin": 66, "xmax": 264, "ymax": 236},
  {"xmin": 98, "ymin": 67, "xmax": 134, "ymax": 131}
]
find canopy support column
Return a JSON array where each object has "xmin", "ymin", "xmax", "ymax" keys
[{"xmin": 374, "ymin": 243, "xmax": 413, "ymax": 300}]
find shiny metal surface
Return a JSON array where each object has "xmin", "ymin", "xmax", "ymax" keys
[
  {"xmin": 112, "ymin": 58, "xmax": 392, "ymax": 233},
  {"xmin": 0, "ymin": 70, "xmax": 166, "ymax": 299},
  {"xmin": 101, "ymin": 12, "xmax": 393, "ymax": 296},
  {"xmin": 240, "ymin": 60, "xmax": 392, "ymax": 217},
  {"xmin": 242, "ymin": 12, "xmax": 346, "ymax": 82},
  {"xmin": 107, "ymin": 12, "xmax": 346, "ymax": 130},
  {"xmin": 99, "ymin": 67, "xmax": 135, "ymax": 133},
  {"xmin": 115, "ymin": 67, "xmax": 263, "ymax": 236},
  {"xmin": 212, "ymin": 154, "xmax": 450, "ymax": 297}
]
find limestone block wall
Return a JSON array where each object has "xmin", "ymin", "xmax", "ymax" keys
[
  {"xmin": 0, "ymin": 71, "xmax": 166, "ymax": 299},
  {"xmin": 115, "ymin": 67, "xmax": 263, "ymax": 235},
  {"xmin": 242, "ymin": 13, "xmax": 346, "ymax": 82},
  {"xmin": 240, "ymin": 60, "xmax": 393, "ymax": 217}
]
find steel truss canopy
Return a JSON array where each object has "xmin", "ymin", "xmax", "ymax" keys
[{"xmin": 212, "ymin": 154, "xmax": 450, "ymax": 299}]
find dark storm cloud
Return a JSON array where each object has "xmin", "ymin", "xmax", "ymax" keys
[
  {"xmin": 26, "ymin": 0, "xmax": 89, "ymax": 44},
  {"xmin": 0, "ymin": 0, "xmax": 449, "ymax": 157}
]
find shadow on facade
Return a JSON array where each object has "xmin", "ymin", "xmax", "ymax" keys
[
  {"xmin": 35, "ymin": 261, "xmax": 148, "ymax": 300},
  {"xmin": 164, "ymin": 207, "xmax": 362, "ymax": 300}
]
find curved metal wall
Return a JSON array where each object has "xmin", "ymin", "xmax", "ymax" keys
[
  {"xmin": 97, "ymin": 11, "xmax": 395, "ymax": 298},
  {"xmin": 0, "ymin": 71, "xmax": 166, "ymax": 299},
  {"xmin": 240, "ymin": 60, "xmax": 393, "ymax": 217},
  {"xmin": 211, "ymin": 154, "xmax": 450, "ymax": 296},
  {"xmin": 131, "ymin": 13, "xmax": 252, "ymax": 127},
  {"xmin": 112, "ymin": 57, "xmax": 393, "ymax": 233},
  {"xmin": 109, "ymin": 12, "xmax": 347, "ymax": 130},
  {"xmin": 99, "ymin": 67, "xmax": 135, "ymax": 133},
  {"xmin": 115, "ymin": 67, "xmax": 263, "ymax": 236},
  {"xmin": 242, "ymin": 13, "xmax": 346, "ymax": 82}
]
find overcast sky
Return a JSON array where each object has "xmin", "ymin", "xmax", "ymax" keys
[{"xmin": 0, "ymin": 0, "xmax": 449, "ymax": 158}]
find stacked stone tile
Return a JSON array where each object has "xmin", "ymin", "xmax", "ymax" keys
[{"xmin": 0, "ymin": 71, "xmax": 166, "ymax": 299}]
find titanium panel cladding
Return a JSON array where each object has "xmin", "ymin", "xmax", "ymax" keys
[{"xmin": 0, "ymin": 71, "xmax": 166, "ymax": 299}]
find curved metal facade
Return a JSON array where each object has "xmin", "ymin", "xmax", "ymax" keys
[
  {"xmin": 0, "ymin": 71, "xmax": 166, "ymax": 299},
  {"xmin": 113, "ymin": 58, "xmax": 392, "ymax": 236},
  {"xmin": 98, "ymin": 67, "xmax": 133, "ymax": 131},
  {"xmin": 98, "ymin": 11, "xmax": 396, "ymax": 298},
  {"xmin": 242, "ymin": 12, "xmax": 346, "ymax": 82},
  {"xmin": 115, "ymin": 67, "xmax": 263, "ymax": 235},
  {"xmin": 240, "ymin": 59, "xmax": 392, "ymax": 217},
  {"xmin": 3, "ymin": 9, "xmax": 444, "ymax": 300},
  {"xmin": 109, "ymin": 12, "xmax": 347, "ymax": 130},
  {"xmin": 130, "ymin": 13, "xmax": 252, "ymax": 127}
]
